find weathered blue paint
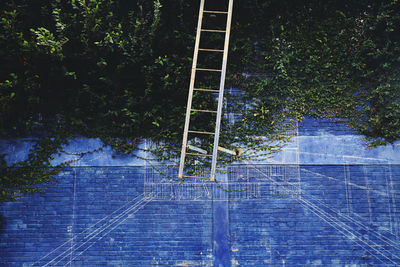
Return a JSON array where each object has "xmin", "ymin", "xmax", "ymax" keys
[
  {"xmin": 1, "ymin": 164, "xmax": 400, "ymax": 266},
  {"xmin": 1, "ymin": 118, "xmax": 400, "ymax": 266},
  {"xmin": 298, "ymin": 116, "xmax": 358, "ymax": 136},
  {"xmin": 213, "ymin": 173, "xmax": 231, "ymax": 267},
  {"xmin": 1, "ymin": 119, "xmax": 400, "ymax": 167},
  {"xmin": 213, "ymin": 201, "xmax": 230, "ymax": 267}
]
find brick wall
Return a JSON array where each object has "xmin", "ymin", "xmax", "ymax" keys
[
  {"xmin": 229, "ymin": 165, "xmax": 400, "ymax": 266},
  {"xmin": 1, "ymin": 118, "xmax": 400, "ymax": 266},
  {"xmin": 1, "ymin": 164, "xmax": 399, "ymax": 266}
]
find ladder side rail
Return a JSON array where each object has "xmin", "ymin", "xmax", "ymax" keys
[
  {"xmin": 210, "ymin": 0, "xmax": 234, "ymax": 180},
  {"xmin": 178, "ymin": 0, "xmax": 205, "ymax": 178}
]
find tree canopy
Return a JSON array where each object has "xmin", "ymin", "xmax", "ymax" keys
[{"xmin": 1, "ymin": 0, "xmax": 399, "ymax": 201}]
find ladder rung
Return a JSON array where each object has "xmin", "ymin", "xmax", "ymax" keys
[
  {"xmin": 199, "ymin": 48, "xmax": 224, "ymax": 52},
  {"xmin": 203, "ymin": 10, "xmax": 228, "ymax": 14},
  {"xmin": 194, "ymin": 88, "xmax": 220, "ymax": 93},
  {"xmin": 196, "ymin": 68, "xmax": 222, "ymax": 72},
  {"xmin": 191, "ymin": 109, "xmax": 218, "ymax": 113},
  {"xmin": 201, "ymin": 29, "xmax": 226, "ymax": 33},
  {"xmin": 186, "ymin": 153, "xmax": 213, "ymax": 157},
  {"xmin": 188, "ymin": 130, "xmax": 215, "ymax": 135},
  {"xmin": 183, "ymin": 175, "xmax": 213, "ymax": 180}
]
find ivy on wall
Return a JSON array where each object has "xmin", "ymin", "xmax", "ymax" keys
[{"xmin": 1, "ymin": 0, "xmax": 399, "ymax": 201}]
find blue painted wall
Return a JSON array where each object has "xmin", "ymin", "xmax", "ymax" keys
[{"xmin": 1, "ymin": 118, "xmax": 400, "ymax": 266}]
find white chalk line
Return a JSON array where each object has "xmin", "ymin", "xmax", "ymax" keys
[
  {"xmin": 60, "ymin": 197, "xmax": 153, "ymax": 266},
  {"xmin": 30, "ymin": 193, "xmax": 145, "ymax": 266},
  {"xmin": 302, "ymin": 168, "xmax": 388, "ymax": 197},
  {"xmin": 306, "ymin": 194, "xmax": 400, "ymax": 251},
  {"xmin": 300, "ymin": 199, "xmax": 399, "ymax": 265},
  {"xmin": 247, "ymin": 163, "xmax": 400, "ymax": 264},
  {"xmin": 299, "ymin": 200, "xmax": 388, "ymax": 265},
  {"xmin": 301, "ymin": 167, "xmax": 400, "ymax": 247},
  {"xmin": 46, "ymin": 195, "xmax": 150, "ymax": 266},
  {"xmin": 283, "ymin": 166, "xmax": 400, "ymax": 253}
]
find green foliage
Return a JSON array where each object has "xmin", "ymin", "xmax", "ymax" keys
[
  {"xmin": 1, "ymin": 0, "xmax": 399, "ymax": 201},
  {"xmin": 0, "ymin": 126, "xmax": 70, "ymax": 202},
  {"xmin": 234, "ymin": 0, "xmax": 400, "ymax": 145}
]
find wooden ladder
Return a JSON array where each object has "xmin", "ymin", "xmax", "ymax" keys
[{"xmin": 178, "ymin": 0, "xmax": 234, "ymax": 181}]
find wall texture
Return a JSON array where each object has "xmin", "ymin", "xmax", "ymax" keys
[{"xmin": 1, "ymin": 118, "xmax": 400, "ymax": 266}]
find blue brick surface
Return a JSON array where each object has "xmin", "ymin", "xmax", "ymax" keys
[
  {"xmin": 298, "ymin": 117, "xmax": 357, "ymax": 136},
  {"xmin": 228, "ymin": 165, "xmax": 400, "ymax": 266},
  {"xmin": 1, "ymin": 165, "xmax": 399, "ymax": 266},
  {"xmin": 1, "ymin": 117, "xmax": 400, "ymax": 266}
]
